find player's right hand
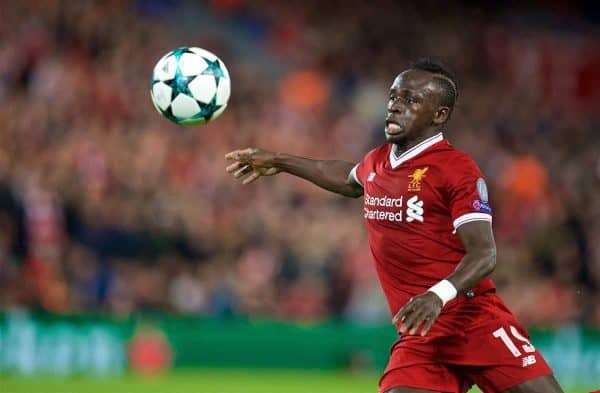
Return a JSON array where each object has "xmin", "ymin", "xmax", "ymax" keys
[{"xmin": 225, "ymin": 148, "xmax": 281, "ymax": 184}]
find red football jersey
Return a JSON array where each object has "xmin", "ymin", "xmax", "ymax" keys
[{"xmin": 351, "ymin": 133, "xmax": 495, "ymax": 319}]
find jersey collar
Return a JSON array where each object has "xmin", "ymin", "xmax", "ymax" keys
[{"xmin": 389, "ymin": 132, "xmax": 444, "ymax": 169}]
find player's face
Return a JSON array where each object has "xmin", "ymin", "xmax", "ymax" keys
[{"xmin": 385, "ymin": 70, "xmax": 445, "ymax": 144}]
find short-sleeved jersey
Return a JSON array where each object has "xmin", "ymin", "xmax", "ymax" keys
[{"xmin": 350, "ymin": 133, "xmax": 495, "ymax": 318}]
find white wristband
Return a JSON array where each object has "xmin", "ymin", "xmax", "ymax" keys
[{"xmin": 427, "ymin": 280, "xmax": 458, "ymax": 307}]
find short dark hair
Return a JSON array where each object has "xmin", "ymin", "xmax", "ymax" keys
[{"xmin": 410, "ymin": 59, "xmax": 458, "ymax": 110}]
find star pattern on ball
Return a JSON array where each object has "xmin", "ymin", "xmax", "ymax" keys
[
  {"xmin": 163, "ymin": 49, "xmax": 198, "ymax": 101},
  {"xmin": 201, "ymin": 57, "xmax": 226, "ymax": 86},
  {"xmin": 161, "ymin": 106, "xmax": 179, "ymax": 124},
  {"xmin": 201, "ymin": 95, "xmax": 223, "ymax": 118},
  {"xmin": 164, "ymin": 72, "xmax": 195, "ymax": 100},
  {"xmin": 171, "ymin": 47, "xmax": 195, "ymax": 60},
  {"xmin": 190, "ymin": 95, "xmax": 223, "ymax": 122},
  {"xmin": 151, "ymin": 47, "xmax": 229, "ymax": 126}
]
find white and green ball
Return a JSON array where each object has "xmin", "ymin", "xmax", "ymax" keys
[{"xmin": 150, "ymin": 47, "xmax": 231, "ymax": 126}]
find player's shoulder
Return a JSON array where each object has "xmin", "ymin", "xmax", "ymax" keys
[
  {"xmin": 433, "ymin": 140, "xmax": 482, "ymax": 173},
  {"xmin": 361, "ymin": 144, "xmax": 392, "ymax": 164}
]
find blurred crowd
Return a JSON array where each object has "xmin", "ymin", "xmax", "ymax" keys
[{"xmin": 0, "ymin": 0, "xmax": 599, "ymax": 326}]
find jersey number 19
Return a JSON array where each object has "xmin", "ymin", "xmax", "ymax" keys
[{"xmin": 492, "ymin": 326, "xmax": 536, "ymax": 357}]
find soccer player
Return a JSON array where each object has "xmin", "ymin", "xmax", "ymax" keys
[{"xmin": 225, "ymin": 60, "xmax": 564, "ymax": 393}]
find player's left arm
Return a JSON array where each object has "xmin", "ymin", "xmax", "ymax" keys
[
  {"xmin": 394, "ymin": 154, "xmax": 496, "ymax": 336},
  {"xmin": 447, "ymin": 220, "xmax": 496, "ymax": 294},
  {"xmin": 393, "ymin": 221, "xmax": 496, "ymax": 336}
]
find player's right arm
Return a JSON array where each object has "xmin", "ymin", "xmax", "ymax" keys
[{"xmin": 225, "ymin": 148, "xmax": 363, "ymax": 198}]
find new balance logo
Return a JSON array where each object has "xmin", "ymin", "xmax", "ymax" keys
[
  {"xmin": 522, "ymin": 355, "xmax": 536, "ymax": 367},
  {"xmin": 367, "ymin": 172, "xmax": 376, "ymax": 182},
  {"xmin": 405, "ymin": 195, "xmax": 424, "ymax": 222}
]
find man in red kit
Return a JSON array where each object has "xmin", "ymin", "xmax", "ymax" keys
[{"xmin": 225, "ymin": 60, "xmax": 564, "ymax": 393}]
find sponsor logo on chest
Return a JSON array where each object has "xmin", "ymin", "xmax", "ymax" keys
[
  {"xmin": 363, "ymin": 167, "xmax": 430, "ymax": 224},
  {"xmin": 363, "ymin": 194, "xmax": 424, "ymax": 223}
]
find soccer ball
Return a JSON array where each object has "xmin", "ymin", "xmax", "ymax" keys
[{"xmin": 150, "ymin": 47, "xmax": 231, "ymax": 126}]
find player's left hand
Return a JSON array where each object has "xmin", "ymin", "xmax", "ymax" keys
[{"xmin": 392, "ymin": 292, "xmax": 443, "ymax": 336}]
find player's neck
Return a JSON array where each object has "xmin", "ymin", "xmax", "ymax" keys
[{"xmin": 393, "ymin": 129, "xmax": 440, "ymax": 157}]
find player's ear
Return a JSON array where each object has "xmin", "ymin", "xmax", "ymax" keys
[{"xmin": 432, "ymin": 106, "xmax": 450, "ymax": 126}]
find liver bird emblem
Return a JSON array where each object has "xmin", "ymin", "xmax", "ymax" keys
[{"xmin": 408, "ymin": 167, "xmax": 429, "ymax": 191}]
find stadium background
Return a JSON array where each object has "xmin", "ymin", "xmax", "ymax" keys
[{"xmin": 0, "ymin": 0, "xmax": 599, "ymax": 392}]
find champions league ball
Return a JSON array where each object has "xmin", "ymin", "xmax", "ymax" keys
[{"xmin": 150, "ymin": 47, "xmax": 231, "ymax": 126}]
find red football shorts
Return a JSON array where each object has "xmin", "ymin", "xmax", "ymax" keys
[{"xmin": 379, "ymin": 292, "xmax": 553, "ymax": 393}]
